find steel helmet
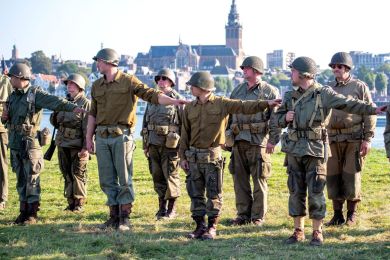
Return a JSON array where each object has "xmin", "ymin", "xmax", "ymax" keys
[
  {"xmin": 63, "ymin": 73, "xmax": 86, "ymax": 90},
  {"xmin": 154, "ymin": 68, "xmax": 176, "ymax": 86},
  {"xmin": 92, "ymin": 48, "xmax": 119, "ymax": 66},
  {"xmin": 240, "ymin": 56, "xmax": 264, "ymax": 74},
  {"xmin": 186, "ymin": 71, "xmax": 215, "ymax": 91}
]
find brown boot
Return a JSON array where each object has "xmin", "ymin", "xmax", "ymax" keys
[
  {"xmin": 325, "ymin": 200, "xmax": 345, "ymax": 226},
  {"xmin": 346, "ymin": 200, "xmax": 358, "ymax": 226},
  {"xmin": 202, "ymin": 216, "xmax": 219, "ymax": 240},
  {"xmin": 309, "ymin": 230, "xmax": 324, "ymax": 246},
  {"xmin": 166, "ymin": 199, "xmax": 177, "ymax": 219},
  {"xmin": 24, "ymin": 202, "xmax": 40, "ymax": 225},
  {"xmin": 64, "ymin": 198, "xmax": 75, "ymax": 211},
  {"xmin": 73, "ymin": 198, "xmax": 86, "ymax": 212},
  {"xmin": 231, "ymin": 216, "xmax": 250, "ymax": 226},
  {"xmin": 187, "ymin": 216, "xmax": 207, "ymax": 239},
  {"xmin": 99, "ymin": 205, "xmax": 119, "ymax": 229},
  {"xmin": 156, "ymin": 198, "xmax": 167, "ymax": 220},
  {"xmin": 14, "ymin": 201, "xmax": 28, "ymax": 224},
  {"xmin": 118, "ymin": 203, "xmax": 132, "ymax": 231},
  {"xmin": 285, "ymin": 228, "xmax": 305, "ymax": 244}
]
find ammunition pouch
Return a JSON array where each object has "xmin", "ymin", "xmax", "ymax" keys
[
  {"xmin": 37, "ymin": 127, "xmax": 51, "ymax": 146},
  {"xmin": 59, "ymin": 126, "xmax": 81, "ymax": 139},
  {"xmin": 231, "ymin": 122, "xmax": 267, "ymax": 135},
  {"xmin": 96, "ymin": 125, "xmax": 128, "ymax": 138},
  {"xmin": 9, "ymin": 124, "xmax": 36, "ymax": 137},
  {"xmin": 147, "ymin": 124, "xmax": 179, "ymax": 136},
  {"xmin": 328, "ymin": 124, "xmax": 363, "ymax": 140},
  {"xmin": 287, "ymin": 128, "xmax": 324, "ymax": 141},
  {"xmin": 185, "ymin": 146, "xmax": 222, "ymax": 164},
  {"xmin": 165, "ymin": 132, "xmax": 180, "ymax": 149}
]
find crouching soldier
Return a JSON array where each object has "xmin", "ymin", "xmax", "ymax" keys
[
  {"xmin": 180, "ymin": 71, "xmax": 281, "ymax": 240},
  {"xmin": 2, "ymin": 63, "xmax": 84, "ymax": 225},
  {"xmin": 141, "ymin": 69, "xmax": 182, "ymax": 220},
  {"xmin": 50, "ymin": 74, "xmax": 90, "ymax": 212}
]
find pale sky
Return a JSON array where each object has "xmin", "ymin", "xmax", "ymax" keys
[{"xmin": 1, "ymin": 0, "xmax": 389, "ymax": 69}]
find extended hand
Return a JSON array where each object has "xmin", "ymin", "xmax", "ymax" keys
[
  {"xmin": 375, "ymin": 105, "xmax": 387, "ymax": 114},
  {"xmin": 174, "ymin": 99, "xmax": 190, "ymax": 106},
  {"xmin": 180, "ymin": 159, "xmax": 189, "ymax": 172},
  {"xmin": 267, "ymin": 99, "xmax": 282, "ymax": 108},
  {"xmin": 266, "ymin": 142, "xmax": 276, "ymax": 154}
]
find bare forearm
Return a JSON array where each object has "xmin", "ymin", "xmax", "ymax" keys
[{"xmin": 86, "ymin": 115, "xmax": 96, "ymax": 140}]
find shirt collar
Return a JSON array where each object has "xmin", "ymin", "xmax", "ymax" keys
[
  {"xmin": 336, "ymin": 74, "xmax": 352, "ymax": 86},
  {"xmin": 194, "ymin": 93, "xmax": 216, "ymax": 106},
  {"xmin": 100, "ymin": 70, "xmax": 122, "ymax": 85}
]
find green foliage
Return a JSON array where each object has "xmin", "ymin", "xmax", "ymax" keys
[
  {"xmin": 0, "ymin": 144, "xmax": 389, "ymax": 259},
  {"xmin": 30, "ymin": 50, "xmax": 52, "ymax": 74},
  {"xmin": 57, "ymin": 62, "xmax": 91, "ymax": 87},
  {"xmin": 214, "ymin": 76, "xmax": 233, "ymax": 94},
  {"xmin": 375, "ymin": 72, "xmax": 388, "ymax": 96}
]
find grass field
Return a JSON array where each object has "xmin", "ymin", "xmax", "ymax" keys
[{"xmin": 0, "ymin": 142, "xmax": 389, "ymax": 259}]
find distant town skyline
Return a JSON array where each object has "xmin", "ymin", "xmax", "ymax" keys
[{"xmin": 1, "ymin": 0, "xmax": 389, "ymax": 69}]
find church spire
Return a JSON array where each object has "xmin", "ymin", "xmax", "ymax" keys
[{"xmin": 228, "ymin": 0, "xmax": 240, "ymax": 26}]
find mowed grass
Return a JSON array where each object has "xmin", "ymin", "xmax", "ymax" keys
[{"xmin": 0, "ymin": 142, "xmax": 389, "ymax": 259}]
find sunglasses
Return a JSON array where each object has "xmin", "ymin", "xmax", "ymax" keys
[
  {"xmin": 331, "ymin": 64, "xmax": 344, "ymax": 70},
  {"xmin": 156, "ymin": 76, "xmax": 168, "ymax": 81}
]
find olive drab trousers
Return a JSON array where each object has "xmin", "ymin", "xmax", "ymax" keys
[
  {"xmin": 148, "ymin": 145, "xmax": 180, "ymax": 200},
  {"xmin": 286, "ymin": 155, "xmax": 327, "ymax": 219}
]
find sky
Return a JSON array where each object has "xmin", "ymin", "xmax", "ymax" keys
[{"xmin": 1, "ymin": 0, "xmax": 389, "ymax": 69}]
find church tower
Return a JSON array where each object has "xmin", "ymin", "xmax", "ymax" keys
[{"xmin": 225, "ymin": 0, "xmax": 244, "ymax": 57}]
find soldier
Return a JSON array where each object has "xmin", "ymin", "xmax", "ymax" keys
[
  {"xmin": 274, "ymin": 57, "xmax": 385, "ymax": 246},
  {"xmin": 385, "ymin": 105, "xmax": 390, "ymax": 162},
  {"xmin": 141, "ymin": 68, "xmax": 182, "ymax": 220},
  {"xmin": 180, "ymin": 71, "xmax": 281, "ymax": 240},
  {"xmin": 227, "ymin": 56, "xmax": 281, "ymax": 226},
  {"xmin": 50, "ymin": 74, "xmax": 90, "ymax": 212},
  {"xmin": 2, "ymin": 63, "xmax": 84, "ymax": 224},
  {"xmin": 325, "ymin": 52, "xmax": 376, "ymax": 227},
  {"xmin": 85, "ymin": 48, "xmax": 187, "ymax": 231},
  {"xmin": 0, "ymin": 71, "xmax": 12, "ymax": 210}
]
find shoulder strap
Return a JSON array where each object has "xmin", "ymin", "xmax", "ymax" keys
[
  {"xmin": 308, "ymin": 91, "xmax": 325, "ymax": 128},
  {"xmin": 25, "ymin": 87, "xmax": 38, "ymax": 125}
]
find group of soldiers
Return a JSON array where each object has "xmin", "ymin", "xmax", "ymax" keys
[{"xmin": 0, "ymin": 48, "xmax": 388, "ymax": 246}]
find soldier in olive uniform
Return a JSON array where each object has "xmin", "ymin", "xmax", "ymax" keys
[
  {"xmin": 2, "ymin": 63, "xmax": 83, "ymax": 224},
  {"xmin": 180, "ymin": 71, "xmax": 281, "ymax": 240},
  {"xmin": 325, "ymin": 52, "xmax": 376, "ymax": 227},
  {"xmin": 86, "ymin": 48, "xmax": 187, "ymax": 231},
  {"xmin": 50, "ymin": 74, "xmax": 90, "ymax": 212},
  {"xmin": 0, "ymin": 73, "xmax": 12, "ymax": 210},
  {"xmin": 274, "ymin": 57, "xmax": 385, "ymax": 246},
  {"xmin": 141, "ymin": 68, "xmax": 182, "ymax": 220},
  {"xmin": 227, "ymin": 56, "xmax": 281, "ymax": 226},
  {"xmin": 384, "ymin": 105, "xmax": 390, "ymax": 162}
]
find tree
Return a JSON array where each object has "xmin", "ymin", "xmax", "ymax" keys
[
  {"xmin": 57, "ymin": 62, "xmax": 78, "ymax": 75},
  {"xmin": 375, "ymin": 72, "xmax": 388, "ymax": 96},
  {"xmin": 363, "ymin": 72, "xmax": 376, "ymax": 91},
  {"xmin": 214, "ymin": 77, "xmax": 227, "ymax": 94},
  {"xmin": 30, "ymin": 50, "xmax": 52, "ymax": 74},
  {"xmin": 226, "ymin": 79, "xmax": 233, "ymax": 94},
  {"xmin": 269, "ymin": 75, "xmax": 280, "ymax": 87}
]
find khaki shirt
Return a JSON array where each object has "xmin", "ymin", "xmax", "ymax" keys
[
  {"xmin": 179, "ymin": 94, "xmax": 269, "ymax": 160},
  {"xmin": 90, "ymin": 70, "xmax": 161, "ymax": 127},
  {"xmin": 50, "ymin": 93, "xmax": 90, "ymax": 149},
  {"xmin": 0, "ymin": 75, "xmax": 13, "ymax": 132},
  {"xmin": 229, "ymin": 80, "xmax": 281, "ymax": 146},
  {"xmin": 274, "ymin": 82, "xmax": 377, "ymax": 158},
  {"xmin": 384, "ymin": 105, "xmax": 390, "ymax": 158},
  {"xmin": 327, "ymin": 76, "xmax": 376, "ymax": 142}
]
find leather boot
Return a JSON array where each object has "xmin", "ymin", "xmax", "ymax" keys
[
  {"xmin": 325, "ymin": 200, "xmax": 345, "ymax": 226},
  {"xmin": 202, "ymin": 216, "xmax": 219, "ymax": 240},
  {"xmin": 118, "ymin": 203, "xmax": 132, "ymax": 231},
  {"xmin": 346, "ymin": 200, "xmax": 358, "ymax": 226},
  {"xmin": 187, "ymin": 216, "xmax": 207, "ymax": 239},
  {"xmin": 73, "ymin": 198, "xmax": 85, "ymax": 212},
  {"xmin": 166, "ymin": 199, "xmax": 177, "ymax": 219},
  {"xmin": 285, "ymin": 228, "xmax": 305, "ymax": 244},
  {"xmin": 14, "ymin": 201, "xmax": 28, "ymax": 224},
  {"xmin": 156, "ymin": 198, "xmax": 167, "ymax": 220},
  {"xmin": 99, "ymin": 205, "xmax": 119, "ymax": 229},
  {"xmin": 24, "ymin": 202, "xmax": 40, "ymax": 225},
  {"xmin": 64, "ymin": 198, "xmax": 75, "ymax": 211}
]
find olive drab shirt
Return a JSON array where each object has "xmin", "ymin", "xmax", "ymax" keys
[
  {"xmin": 50, "ymin": 93, "xmax": 90, "ymax": 149},
  {"xmin": 229, "ymin": 81, "xmax": 281, "ymax": 146},
  {"xmin": 327, "ymin": 76, "xmax": 376, "ymax": 142},
  {"xmin": 7, "ymin": 84, "xmax": 77, "ymax": 150},
  {"xmin": 384, "ymin": 105, "xmax": 390, "ymax": 158},
  {"xmin": 179, "ymin": 94, "xmax": 269, "ymax": 160},
  {"xmin": 274, "ymin": 82, "xmax": 377, "ymax": 158},
  {"xmin": 142, "ymin": 89, "xmax": 182, "ymax": 148},
  {"xmin": 90, "ymin": 70, "xmax": 161, "ymax": 127},
  {"xmin": 0, "ymin": 75, "xmax": 13, "ymax": 133}
]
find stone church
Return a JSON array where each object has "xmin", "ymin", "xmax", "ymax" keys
[{"xmin": 134, "ymin": 0, "xmax": 245, "ymax": 71}]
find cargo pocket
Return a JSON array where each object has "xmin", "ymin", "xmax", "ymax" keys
[
  {"xmin": 207, "ymin": 165, "xmax": 220, "ymax": 199},
  {"xmin": 312, "ymin": 170, "xmax": 326, "ymax": 193},
  {"xmin": 167, "ymin": 152, "xmax": 180, "ymax": 175},
  {"xmin": 287, "ymin": 168, "xmax": 295, "ymax": 193},
  {"xmin": 186, "ymin": 165, "xmax": 202, "ymax": 198},
  {"xmin": 28, "ymin": 148, "xmax": 44, "ymax": 175},
  {"xmin": 259, "ymin": 149, "xmax": 271, "ymax": 179}
]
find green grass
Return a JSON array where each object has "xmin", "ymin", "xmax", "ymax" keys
[{"xmin": 0, "ymin": 142, "xmax": 389, "ymax": 259}]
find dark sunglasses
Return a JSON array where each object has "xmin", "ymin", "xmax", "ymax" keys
[
  {"xmin": 331, "ymin": 64, "xmax": 344, "ymax": 69},
  {"xmin": 156, "ymin": 76, "xmax": 168, "ymax": 81}
]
